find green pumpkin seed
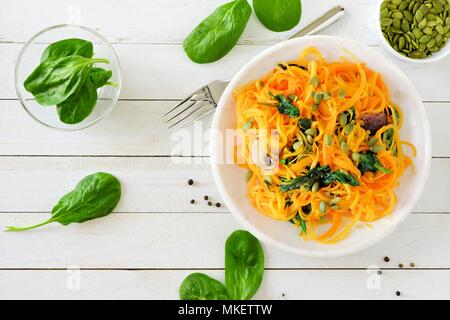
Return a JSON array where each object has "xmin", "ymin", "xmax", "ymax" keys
[
  {"xmin": 293, "ymin": 141, "xmax": 303, "ymax": 150},
  {"xmin": 351, "ymin": 152, "xmax": 360, "ymax": 162},
  {"xmin": 436, "ymin": 23, "xmax": 445, "ymax": 34},
  {"xmin": 398, "ymin": 0, "xmax": 409, "ymax": 11},
  {"xmin": 427, "ymin": 38, "xmax": 436, "ymax": 47},
  {"xmin": 242, "ymin": 120, "xmax": 253, "ymax": 130},
  {"xmin": 330, "ymin": 197, "xmax": 341, "ymax": 205},
  {"xmin": 415, "ymin": 10, "xmax": 424, "ymax": 21},
  {"xmin": 392, "ymin": 11, "xmax": 404, "ymax": 19},
  {"xmin": 305, "ymin": 128, "xmax": 317, "ymax": 136},
  {"xmin": 312, "ymin": 181, "xmax": 320, "ymax": 193},
  {"xmin": 418, "ymin": 17, "xmax": 428, "ymax": 29},
  {"xmin": 381, "ymin": 17, "xmax": 394, "ymax": 27},
  {"xmin": 344, "ymin": 124, "xmax": 354, "ymax": 135},
  {"xmin": 426, "ymin": 13, "xmax": 437, "ymax": 21},
  {"xmin": 419, "ymin": 34, "xmax": 432, "ymax": 43},
  {"xmin": 325, "ymin": 134, "xmax": 333, "ymax": 146},
  {"xmin": 423, "ymin": 26, "xmax": 434, "ymax": 34},
  {"xmin": 371, "ymin": 145, "xmax": 384, "ymax": 153},
  {"xmin": 399, "ymin": 36, "xmax": 406, "ymax": 49},
  {"xmin": 404, "ymin": 10, "xmax": 414, "ymax": 22},
  {"xmin": 412, "ymin": 27, "xmax": 423, "ymax": 38},
  {"xmin": 341, "ymin": 142, "xmax": 350, "ymax": 153},
  {"xmin": 307, "ymin": 135, "xmax": 314, "ymax": 144},
  {"xmin": 409, "ymin": 0, "xmax": 416, "ymax": 12},
  {"xmin": 319, "ymin": 201, "xmax": 327, "ymax": 213},
  {"xmin": 339, "ymin": 113, "xmax": 348, "ymax": 126},
  {"xmin": 393, "ymin": 19, "xmax": 402, "ymax": 28}
]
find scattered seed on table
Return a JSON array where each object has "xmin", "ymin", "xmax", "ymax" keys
[
  {"xmin": 188, "ymin": 179, "xmax": 194, "ymax": 186},
  {"xmin": 208, "ymin": 201, "xmax": 212, "ymax": 206},
  {"xmin": 399, "ymin": 263, "xmax": 404, "ymax": 268},
  {"xmin": 384, "ymin": 256, "xmax": 390, "ymax": 262},
  {"xmin": 396, "ymin": 291, "xmax": 401, "ymax": 297},
  {"xmin": 190, "ymin": 199, "xmax": 195, "ymax": 204},
  {"xmin": 204, "ymin": 195, "xmax": 209, "ymax": 200},
  {"xmin": 377, "ymin": 270, "xmax": 382, "ymax": 275},
  {"xmin": 410, "ymin": 262, "xmax": 416, "ymax": 268},
  {"xmin": 215, "ymin": 202, "xmax": 221, "ymax": 208}
]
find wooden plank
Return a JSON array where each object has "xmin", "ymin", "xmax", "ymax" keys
[
  {"xmin": 2, "ymin": 43, "xmax": 450, "ymax": 101},
  {"xmin": 0, "ymin": 156, "xmax": 446, "ymax": 213},
  {"xmin": 0, "ymin": 100, "xmax": 447, "ymax": 157},
  {"xmin": 0, "ymin": 0, "xmax": 379, "ymax": 45},
  {"xmin": 0, "ymin": 213, "xmax": 449, "ymax": 269},
  {"xmin": 0, "ymin": 269, "xmax": 449, "ymax": 299}
]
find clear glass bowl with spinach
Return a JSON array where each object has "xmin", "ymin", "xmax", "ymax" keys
[{"xmin": 15, "ymin": 25, "xmax": 122, "ymax": 130}]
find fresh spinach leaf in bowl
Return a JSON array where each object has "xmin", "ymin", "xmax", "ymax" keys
[{"xmin": 23, "ymin": 38, "xmax": 115, "ymax": 124}]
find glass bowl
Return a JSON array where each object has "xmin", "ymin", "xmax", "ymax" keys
[{"xmin": 15, "ymin": 24, "xmax": 122, "ymax": 131}]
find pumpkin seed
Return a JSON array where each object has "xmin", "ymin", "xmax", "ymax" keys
[
  {"xmin": 341, "ymin": 142, "xmax": 350, "ymax": 153},
  {"xmin": 293, "ymin": 141, "xmax": 303, "ymax": 150},
  {"xmin": 305, "ymin": 128, "xmax": 317, "ymax": 136},
  {"xmin": 344, "ymin": 124, "xmax": 354, "ymax": 135},
  {"xmin": 371, "ymin": 145, "xmax": 384, "ymax": 153},
  {"xmin": 339, "ymin": 113, "xmax": 348, "ymax": 126},
  {"xmin": 312, "ymin": 181, "xmax": 320, "ymax": 193},
  {"xmin": 325, "ymin": 134, "xmax": 333, "ymax": 146},
  {"xmin": 319, "ymin": 201, "xmax": 327, "ymax": 214},
  {"xmin": 351, "ymin": 152, "xmax": 360, "ymax": 162}
]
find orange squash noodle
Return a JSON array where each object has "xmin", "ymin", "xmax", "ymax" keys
[{"xmin": 234, "ymin": 47, "xmax": 415, "ymax": 244}]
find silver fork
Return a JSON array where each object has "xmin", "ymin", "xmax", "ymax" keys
[{"xmin": 163, "ymin": 5, "xmax": 346, "ymax": 129}]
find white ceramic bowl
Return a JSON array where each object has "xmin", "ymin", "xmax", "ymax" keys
[
  {"xmin": 377, "ymin": 0, "xmax": 450, "ymax": 64},
  {"xmin": 210, "ymin": 35, "xmax": 432, "ymax": 258}
]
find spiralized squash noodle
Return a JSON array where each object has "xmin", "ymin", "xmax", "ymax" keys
[{"xmin": 234, "ymin": 47, "xmax": 415, "ymax": 244}]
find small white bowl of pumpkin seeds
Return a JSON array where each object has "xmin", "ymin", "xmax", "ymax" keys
[{"xmin": 378, "ymin": 0, "xmax": 450, "ymax": 63}]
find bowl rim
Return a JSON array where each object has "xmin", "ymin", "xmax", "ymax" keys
[
  {"xmin": 377, "ymin": 0, "xmax": 450, "ymax": 64},
  {"xmin": 210, "ymin": 35, "xmax": 432, "ymax": 258},
  {"xmin": 14, "ymin": 24, "xmax": 122, "ymax": 131}
]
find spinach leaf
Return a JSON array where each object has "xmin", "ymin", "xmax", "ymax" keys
[
  {"xmin": 280, "ymin": 165, "xmax": 360, "ymax": 192},
  {"xmin": 89, "ymin": 67, "xmax": 113, "ymax": 88},
  {"xmin": 56, "ymin": 78, "xmax": 98, "ymax": 124},
  {"xmin": 24, "ymin": 55, "xmax": 109, "ymax": 106},
  {"xmin": 358, "ymin": 151, "xmax": 392, "ymax": 174},
  {"xmin": 180, "ymin": 273, "xmax": 229, "ymax": 300},
  {"xmin": 40, "ymin": 38, "xmax": 93, "ymax": 62},
  {"xmin": 253, "ymin": 0, "xmax": 302, "ymax": 32},
  {"xmin": 271, "ymin": 94, "xmax": 299, "ymax": 118},
  {"xmin": 298, "ymin": 118, "xmax": 312, "ymax": 130},
  {"xmin": 5, "ymin": 172, "xmax": 121, "ymax": 231},
  {"xmin": 183, "ymin": 0, "xmax": 252, "ymax": 63},
  {"xmin": 225, "ymin": 230, "xmax": 264, "ymax": 300}
]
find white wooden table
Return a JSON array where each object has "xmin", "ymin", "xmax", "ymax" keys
[{"xmin": 1, "ymin": 0, "xmax": 450, "ymax": 300}]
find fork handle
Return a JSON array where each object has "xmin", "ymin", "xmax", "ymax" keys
[
  {"xmin": 219, "ymin": 6, "xmax": 346, "ymax": 90},
  {"xmin": 289, "ymin": 6, "xmax": 345, "ymax": 39}
]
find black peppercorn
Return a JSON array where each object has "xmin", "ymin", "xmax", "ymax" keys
[
  {"xmin": 396, "ymin": 291, "xmax": 401, "ymax": 297},
  {"xmin": 188, "ymin": 179, "xmax": 194, "ymax": 185},
  {"xmin": 215, "ymin": 202, "xmax": 221, "ymax": 207},
  {"xmin": 384, "ymin": 256, "xmax": 390, "ymax": 262},
  {"xmin": 190, "ymin": 199, "xmax": 195, "ymax": 204},
  {"xmin": 204, "ymin": 195, "xmax": 209, "ymax": 200}
]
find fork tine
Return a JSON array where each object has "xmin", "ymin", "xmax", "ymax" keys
[
  {"xmin": 179, "ymin": 105, "xmax": 215, "ymax": 129},
  {"xmin": 162, "ymin": 88, "xmax": 207, "ymax": 117},
  {"xmin": 168, "ymin": 101, "xmax": 210, "ymax": 129},
  {"xmin": 164, "ymin": 100, "xmax": 197, "ymax": 123}
]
